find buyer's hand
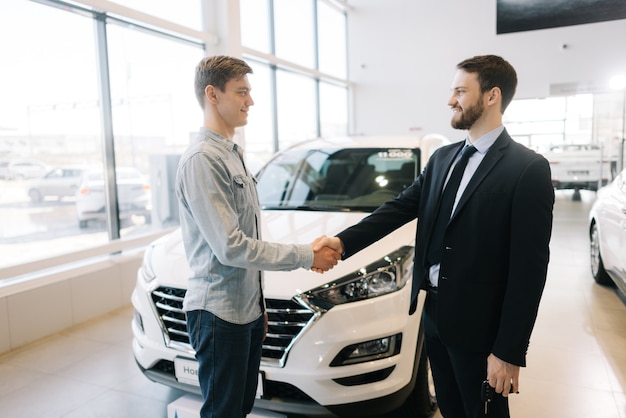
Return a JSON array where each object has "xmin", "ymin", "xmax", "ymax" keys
[{"xmin": 310, "ymin": 235, "xmax": 342, "ymax": 273}]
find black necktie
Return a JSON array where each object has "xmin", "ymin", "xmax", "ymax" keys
[{"xmin": 426, "ymin": 145, "xmax": 477, "ymax": 266}]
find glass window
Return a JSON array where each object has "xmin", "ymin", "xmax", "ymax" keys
[
  {"xmin": 274, "ymin": 0, "xmax": 315, "ymax": 68},
  {"xmin": 276, "ymin": 69, "xmax": 318, "ymax": 148},
  {"xmin": 0, "ymin": 0, "xmax": 105, "ymax": 267},
  {"xmin": 564, "ymin": 94, "xmax": 593, "ymax": 144},
  {"xmin": 319, "ymin": 82, "xmax": 348, "ymax": 137},
  {"xmin": 244, "ymin": 61, "xmax": 276, "ymax": 173},
  {"xmin": 107, "ymin": 0, "xmax": 203, "ymax": 31},
  {"xmin": 592, "ymin": 92, "xmax": 625, "ymax": 172},
  {"xmin": 240, "ymin": 0, "xmax": 271, "ymax": 54},
  {"xmin": 503, "ymin": 92, "xmax": 625, "ymax": 170},
  {"xmin": 0, "ymin": 0, "xmax": 204, "ymax": 270},
  {"xmin": 317, "ymin": 0, "xmax": 347, "ymax": 78},
  {"xmin": 506, "ymin": 97, "xmax": 566, "ymax": 121},
  {"xmin": 106, "ymin": 23, "xmax": 204, "ymax": 234},
  {"xmin": 505, "ymin": 97, "xmax": 567, "ymax": 150},
  {"xmin": 240, "ymin": 0, "xmax": 350, "ymax": 155}
]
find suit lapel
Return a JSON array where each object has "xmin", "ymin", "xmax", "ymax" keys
[{"xmin": 451, "ymin": 133, "xmax": 511, "ymax": 220}]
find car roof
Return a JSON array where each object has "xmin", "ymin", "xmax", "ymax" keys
[
  {"xmin": 9, "ymin": 159, "xmax": 48, "ymax": 165},
  {"xmin": 283, "ymin": 136, "xmax": 423, "ymax": 152},
  {"xmin": 49, "ymin": 165, "xmax": 88, "ymax": 170},
  {"xmin": 549, "ymin": 144, "xmax": 599, "ymax": 150},
  {"xmin": 83, "ymin": 166, "xmax": 142, "ymax": 174}
]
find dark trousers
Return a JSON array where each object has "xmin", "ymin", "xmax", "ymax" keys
[
  {"xmin": 423, "ymin": 292, "xmax": 510, "ymax": 418},
  {"xmin": 187, "ymin": 310, "xmax": 265, "ymax": 418}
]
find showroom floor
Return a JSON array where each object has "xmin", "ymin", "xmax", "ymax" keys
[{"xmin": 0, "ymin": 189, "xmax": 624, "ymax": 418}]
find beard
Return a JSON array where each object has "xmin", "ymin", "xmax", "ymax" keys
[{"xmin": 451, "ymin": 98, "xmax": 484, "ymax": 130}]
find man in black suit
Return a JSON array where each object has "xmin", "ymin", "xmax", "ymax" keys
[{"xmin": 314, "ymin": 55, "xmax": 554, "ymax": 417}]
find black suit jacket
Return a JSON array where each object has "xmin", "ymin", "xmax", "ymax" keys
[{"xmin": 336, "ymin": 130, "xmax": 554, "ymax": 366}]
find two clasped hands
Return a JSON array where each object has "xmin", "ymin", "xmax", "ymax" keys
[{"xmin": 310, "ymin": 235, "xmax": 344, "ymax": 273}]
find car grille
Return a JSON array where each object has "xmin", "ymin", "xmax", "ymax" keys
[
  {"xmin": 151, "ymin": 287, "xmax": 188, "ymax": 345},
  {"xmin": 150, "ymin": 287, "xmax": 317, "ymax": 367}
]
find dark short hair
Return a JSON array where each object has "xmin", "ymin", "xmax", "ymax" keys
[
  {"xmin": 456, "ymin": 55, "xmax": 517, "ymax": 113},
  {"xmin": 194, "ymin": 55, "xmax": 253, "ymax": 109}
]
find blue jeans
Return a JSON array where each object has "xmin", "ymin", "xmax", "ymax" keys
[{"xmin": 187, "ymin": 310, "xmax": 265, "ymax": 418}]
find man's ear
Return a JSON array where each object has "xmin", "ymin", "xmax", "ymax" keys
[
  {"xmin": 487, "ymin": 87, "xmax": 501, "ymax": 105},
  {"xmin": 205, "ymin": 85, "xmax": 219, "ymax": 104}
]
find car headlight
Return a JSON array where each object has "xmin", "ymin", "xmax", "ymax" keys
[
  {"xmin": 298, "ymin": 246, "xmax": 413, "ymax": 311},
  {"xmin": 140, "ymin": 244, "xmax": 156, "ymax": 283}
]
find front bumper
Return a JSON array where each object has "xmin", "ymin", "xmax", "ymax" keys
[{"xmin": 131, "ymin": 277, "xmax": 426, "ymax": 417}]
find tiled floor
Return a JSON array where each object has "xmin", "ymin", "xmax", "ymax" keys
[{"xmin": 0, "ymin": 190, "xmax": 624, "ymax": 418}]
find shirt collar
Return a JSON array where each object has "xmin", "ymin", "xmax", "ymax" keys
[
  {"xmin": 198, "ymin": 127, "xmax": 238, "ymax": 153},
  {"xmin": 465, "ymin": 125, "xmax": 504, "ymax": 154}
]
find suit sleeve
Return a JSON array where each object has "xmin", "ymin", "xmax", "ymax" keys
[
  {"xmin": 337, "ymin": 171, "xmax": 424, "ymax": 259},
  {"xmin": 492, "ymin": 156, "xmax": 554, "ymax": 366}
]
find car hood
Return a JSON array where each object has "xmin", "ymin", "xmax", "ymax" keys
[{"xmin": 149, "ymin": 210, "xmax": 417, "ymax": 299}]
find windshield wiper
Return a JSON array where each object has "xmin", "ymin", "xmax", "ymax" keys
[{"xmin": 262, "ymin": 205, "xmax": 352, "ymax": 212}]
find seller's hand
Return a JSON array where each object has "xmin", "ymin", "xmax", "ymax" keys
[
  {"xmin": 486, "ymin": 353, "xmax": 520, "ymax": 397},
  {"xmin": 312, "ymin": 235, "xmax": 344, "ymax": 255}
]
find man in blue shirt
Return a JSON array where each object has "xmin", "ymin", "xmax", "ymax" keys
[{"xmin": 176, "ymin": 55, "xmax": 340, "ymax": 418}]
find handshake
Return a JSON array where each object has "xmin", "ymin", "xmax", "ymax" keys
[{"xmin": 310, "ymin": 235, "xmax": 344, "ymax": 274}]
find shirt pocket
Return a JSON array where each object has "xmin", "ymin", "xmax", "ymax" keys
[{"xmin": 233, "ymin": 174, "xmax": 259, "ymax": 212}]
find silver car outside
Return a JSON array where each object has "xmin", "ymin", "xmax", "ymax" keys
[
  {"xmin": 75, "ymin": 166, "xmax": 151, "ymax": 228},
  {"xmin": 26, "ymin": 166, "xmax": 86, "ymax": 202},
  {"xmin": 4, "ymin": 159, "xmax": 49, "ymax": 180}
]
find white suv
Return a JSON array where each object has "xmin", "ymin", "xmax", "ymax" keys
[{"xmin": 131, "ymin": 136, "xmax": 446, "ymax": 417}]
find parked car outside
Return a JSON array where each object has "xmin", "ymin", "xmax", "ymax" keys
[
  {"xmin": 543, "ymin": 144, "xmax": 616, "ymax": 192},
  {"xmin": 3, "ymin": 159, "xmax": 49, "ymax": 180},
  {"xmin": 589, "ymin": 168, "xmax": 626, "ymax": 296},
  {"xmin": 0, "ymin": 160, "xmax": 10, "ymax": 179},
  {"xmin": 26, "ymin": 166, "xmax": 86, "ymax": 202},
  {"xmin": 131, "ymin": 135, "xmax": 450, "ymax": 417},
  {"xmin": 75, "ymin": 166, "xmax": 151, "ymax": 228}
]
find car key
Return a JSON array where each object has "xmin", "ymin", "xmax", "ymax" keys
[
  {"xmin": 481, "ymin": 380, "xmax": 493, "ymax": 414},
  {"xmin": 481, "ymin": 380, "xmax": 517, "ymax": 414}
]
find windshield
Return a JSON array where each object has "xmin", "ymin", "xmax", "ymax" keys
[{"xmin": 257, "ymin": 147, "xmax": 420, "ymax": 212}]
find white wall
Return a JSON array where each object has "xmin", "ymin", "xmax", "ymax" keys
[
  {"xmin": 0, "ymin": 230, "xmax": 168, "ymax": 355},
  {"xmin": 347, "ymin": 0, "xmax": 626, "ymax": 142},
  {"xmin": 0, "ymin": 255, "xmax": 141, "ymax": 354}
]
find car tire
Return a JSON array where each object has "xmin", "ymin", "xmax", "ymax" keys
[
  {"xmin": 590, "ymin": 223, "xmax": 613, "ymax": 286},
  {"xmin": 28, "ymin": 189, "xmax": 42, "ymax": 203},
  {"xmin": 393, "ymin": 341, "xmax": 438, "ymax": 418}
]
